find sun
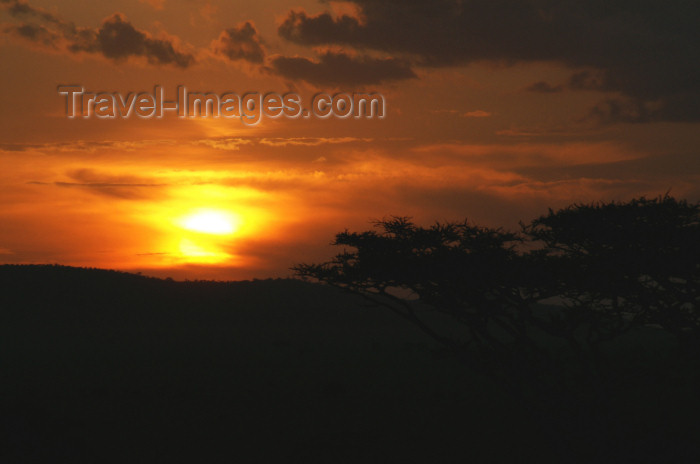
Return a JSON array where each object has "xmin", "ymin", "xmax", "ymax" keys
[
  {"xmin": 178, "ymin": 209, "xmax": 241, "ymax": 235},
  {"xmin": 168, "ymin": 209, "xmax": 242, "ymax": 264}
]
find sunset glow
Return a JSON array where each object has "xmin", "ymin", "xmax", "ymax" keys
[
  {"xmin": 0, "ymin": 0, "xmax": 698, "ymax": 280},
  {"xmin": 179, "ymin": 210, "xmax": 241, "ymax": 236},
  {"xmin": 177, "ymin": 238, "xmax": 232, "ymax": 264}
]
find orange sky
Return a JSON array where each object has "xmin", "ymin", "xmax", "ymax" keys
[{"xmin": 1, "ymin": 0, "xmax": 699, "ymax": 280}]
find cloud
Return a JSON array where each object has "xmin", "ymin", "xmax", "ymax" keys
[
  {"xmin": 1, "ymin": 0, "xmax": 62, "ymax": 24},
  {"xmin": 195, "ymin": 138, "xmax": 253, "ymax": 151},
  {"xmin": 277, "ymin": 1, "xmax": 700, "ymax": 122},
  {"xmin": 0, "ymin": 137, "xmax": 370, "ymax": 155},
  {"xmin": 258, "ymin": 137, "xmax": 372, "ymax": 147},
  {"xmin": 525, "ymin": 81, "xmax": 563, "ymax": 93},
  {"xmin": 82, "ymin": 14, "xmax": 194, "ymax": 67},
  {"xmin": 269, "ymin": 50, "xmax": 415, "ymax": 86},
  {"xmin": 0, "ymin": 139, "xmax": 178, "ymax": 154},
  {"xmin": 4, "ymin": 22, "xmax": 59, "ymax": 46},
  {"xmin": 411, "ymin": 141, "xmax": 641, "ymax": 168},
  {"xmin": 29, "ymin": 169, "xmax": 167, "ymax": 199},
  {"xmin": 587, "ymin": 95, "xmax": 700, "ymax": 124},
  {"xmin": 1, "ymin": 1, "xmax": 194, "ymax": 67},
  {"xmin": 138, "ymin": 0, "xmax": 165, "ymax": 11},
  {"xmin": 515, "ymin": 151, "xmax": 700, "ymax": 183},
  {"xmin": 211, "ymin": 21, "xmax": 265, "ymax": 63},
  {"xmin": 462, "ymin": 110, "xmax": 491, "ymax": 118}
]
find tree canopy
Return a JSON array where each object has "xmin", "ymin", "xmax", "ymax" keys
[{"xmin": 294, "ymin": 195, "xmax": 700, "ymax": 380}]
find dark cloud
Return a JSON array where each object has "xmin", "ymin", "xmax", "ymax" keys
[
  {"xmin": 588, "ymin": 94, "xmax": 700, "ymax": 124},
  {"xmin": 278, "ymin": 0, "xmax": 700, "ymax": 122},
  {"xmin": 29, "ymin": 181, "xmax": 162, "ymax": 199},
  {"xmin": 81, "ymin": 14, "xmax": 194, "ymax": 67},
  {"xmin": 3, "ymin": 22, "xmax": 59, "ymax": 46},
  {"xmin": 1, "ymin": 1, "xmax": 194, "ymax": 67},
  {"xmin": 569, "ymin": 70, "xmax": 606, "ymax": 91},
  {"xmin": 526, "ymin": 81, "xmax": 563, "ymax": 93},
  {"xmin": 211, "ymin": 21, "xmax": 265, "ymax": 63},
  {"xmin": 515, "ymin": 151, "xmax": 700, "ymax": 183},
  {"xmin": 1, "ymin": 0, "xmax": 63, "ymax": 25},
  {"xmin": 269, "ymin": 51, "xmax": 415, "ymax": 86},
  {"xmin": 28, "ymin": 169, "xmax": 166, "ymax": 199}
]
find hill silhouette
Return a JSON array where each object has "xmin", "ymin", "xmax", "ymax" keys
[{"xmin": 1, "ymin": 264, "xmax": 699, "ymax": 462}]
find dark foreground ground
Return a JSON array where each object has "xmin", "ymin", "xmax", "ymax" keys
[{"xmin": 1, "ymin": 265, "xmax": 699, "ymax": 463}]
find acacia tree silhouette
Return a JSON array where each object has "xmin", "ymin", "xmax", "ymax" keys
[
  {"xmin": 524, "ymin": 195, "xmax": 700, "ymax": 356},
  {"xmin": 296, "ymin": 218, "xmax": 530, "ymax": 376},
  {"xmin": 293, "ymin": 195, "xmax": 700, "ymax": 382}
]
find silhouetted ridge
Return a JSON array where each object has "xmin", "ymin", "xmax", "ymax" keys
[{"xmin": 3, "ymin": 192, "xmax": 700, "ymax": 464}]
